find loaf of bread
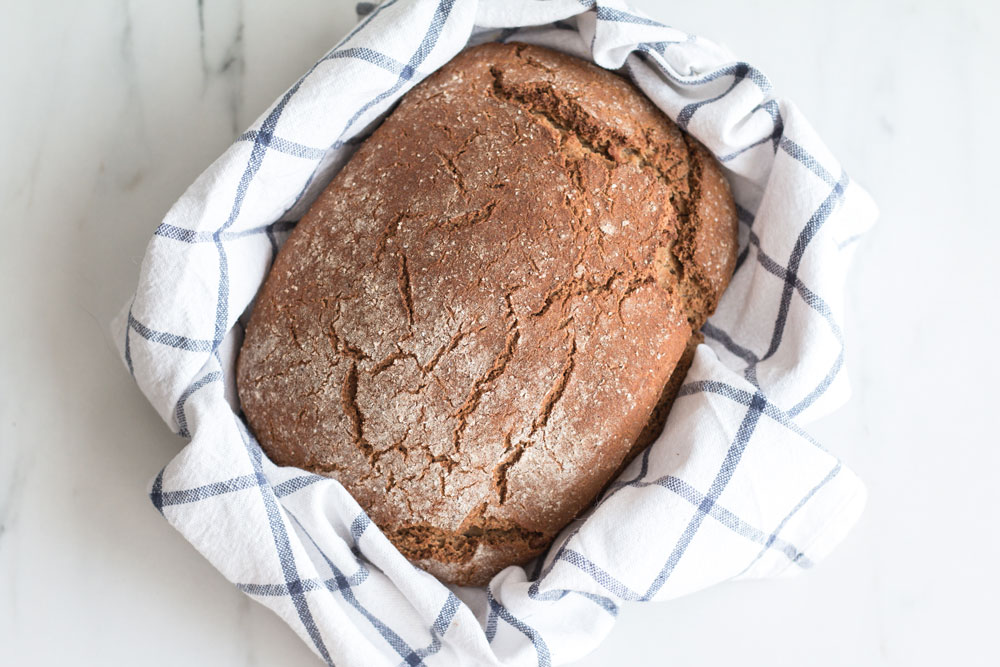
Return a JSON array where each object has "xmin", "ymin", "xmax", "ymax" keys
[{"xmin": 236, "ymin": 42, "xmax": 738, "ymax": 586}]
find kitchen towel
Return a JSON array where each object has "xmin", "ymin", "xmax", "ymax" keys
[{"xmin": 112, "ymin": 0, "xmax": 878, "ymax": 664}]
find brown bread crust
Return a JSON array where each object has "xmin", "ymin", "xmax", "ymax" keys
[{"xmin": 236, "ymin": 43, "xmax": 738, "ymax": 586}]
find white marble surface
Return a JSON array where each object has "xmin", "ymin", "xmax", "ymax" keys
[{"xmin": 1, "ymin": 0, "xmax": 998, "ymax": 665}]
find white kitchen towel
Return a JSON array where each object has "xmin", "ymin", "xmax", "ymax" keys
[{"xmin": 112, "ymin": 0, "xmax": 878, "ymax": 664}]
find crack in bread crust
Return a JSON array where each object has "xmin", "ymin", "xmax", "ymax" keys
[{"xmin": 236, "ymin": 42, "xmax": 738, "ymax": 586}]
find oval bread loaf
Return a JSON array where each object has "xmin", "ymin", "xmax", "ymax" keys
[{"xmin": 236, "ymin": 42, "xmax": 738, "ymax": 586}]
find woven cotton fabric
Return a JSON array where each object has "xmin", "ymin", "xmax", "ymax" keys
[{"xmin": 112, "ymin": 1, "xmax": 878, "ymax": 664}]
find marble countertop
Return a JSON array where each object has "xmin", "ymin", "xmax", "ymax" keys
[{"xmin": 2, "ymin": 1, "xmax": 997, "ymax": 665}]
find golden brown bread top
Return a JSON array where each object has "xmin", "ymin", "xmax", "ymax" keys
[{"xmin": 236, "ymin": 42, "xmax": 738, "ymax": 586}]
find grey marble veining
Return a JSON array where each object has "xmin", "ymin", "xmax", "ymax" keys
[{"xmin": 197, "ymin": 0, "xmax": 246, "ymax": 136}]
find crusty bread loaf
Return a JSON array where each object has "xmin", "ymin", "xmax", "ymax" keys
[{"xmin": 236, "ymin": 42, "xmax": 738, "ymax": 586}]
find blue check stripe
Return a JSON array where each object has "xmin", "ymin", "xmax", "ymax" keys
[
  {"xmin": 553, "ymin": 380, "xmax": 826, "ymax": 603},
  {"xmin": 644, "ymin": 36, "xmax": 694, "ymax": 55},
  {"xmin": 342, "ymin": 0, "xmax": 406, "ymax": 50},
  {"xmin": 174, "ymin": 371, "xmax": 222, "ymax": 437},
  {"xmin": 527, "ymin": 585, "xmax": 619, "ymax": 616},
  {"xmin": 678, "ymin": 379, "xmax": 823, "ymax": 449},
  {"xmin": 334, "ymin": 0, "xmax": 456, "ymax": 144},
  {"xmin": 702, "ymin": 134, "xmax": 850, "ymax": 416},
  {"xmin": 736, "ymin": 202, "xmax": 756, "ymax": 227},
  {"xmin": 350, "ymin": 513, "xmax": 371, "ymax": 542},
  {"xmin": 717, "ymin": 134, "xmax": 772, "ymax": 162},
  {"xmin": 788, "ymin": 341, "xmax": 844, "ymax": 417},
  {"xmin": 236, "ymin": 131, "xmax": 326, "ymax": 160},
  {"xmin": 718, "ymin": 99, "xmax": 785, "ymax": 161},
  {"xmin": 128, "ymin": 310, "xmax": 214, "ymax": 352},
  {"xmin": 154, "ymin": 220, "xmax": 297, "ymax": 245},
  {"xmin": 159, "ymin": 220, "xmax": 296, "ymax": 245},
  {"xmin": 779, "ymin": 136, "xmax": 838, "ymax": 185},
  {"xmin": 323, "ymin": 46, "xmax": 420, "ymax": 76},
  {"xmin": 486, "ymin": 587, "xmax": 551, "ymax": 667},
  {"xmin": 264, "ymin": 0, "xmax": 454, "ymax": 227},
  {"xmin": 233, "ymin": 219, "xmax": 298, "ymax": 240},
  {"xmin": 399, "ymin": 593, "xmax": 461, "ymax": 666},
  {"xmin": 584, "ymin": 381, "xmax": 818, "ymax": 537},
  {"xmin": 559, "ymin": 549, "xmax": 642, "ymax": 600},
  {"xmin": 152, "ymin": 472, "xmax": 331, "ymax": 513},
  {"xmin": 745, "ymin": 225, "xmax": 844, "ymax": 353},
  {"xmin": 287, "ymin": 510, "xmax": 421, "ymax": 665},
  {"xmin": 630, "ymin": 34, "xmax": 779, "ymax": 139},
  {"xmin": 731, "ymin": 203, "xmax": 757, "ymax": 273},
  {"xmin": 707, "ymin": 184, "xmax": 849, "ymax": 413},
  {"xmin": 523, "ymin": 473, "xmax": 624, "ymax": 614},
  {"xmin": 495, "ymin": 26, "xmax": 521, "ymax": 43},
  {"xmin": 641, "ymin": 390, "xmax": 766, "ymax": 599},
  {"xmin": 236, "ymin": 420, "xmax": 334, "ymax": 666},
  {"xmin": 838, "ymin": 233, "xmax": 863, "ymax": 249},
  {"xmin": 602, "ymin": 463, "xmax": 812, "ymax": 567},
  {"xmin": 703, "ymin": 320, "xmax": 759, "ymax": 366},
  {"xmin": 210, "ymin": 89, "xmax": 303, "ymax": 349},
  {"xmin": 677, "ymin": 64, "xmax": 752, "ymax": 130},
  {"xmin": 734, "ymin": 462, "xmax": 841, "ymax": 578},
  {"xmin": 636, "ymin": 43, "xmax": 772, "ymax": 93},
  {"xmin": 659, "ymin": 474, "xmax": 812, "ymax": 565},
  {"xmin": 527, "ymin": 519, "xmax": 619, "ymax": 617},
  {"xmin": 761, "ymin": 163, "xmax": 849, "ymax": 407},
  {"xmin": 150, "ymin": 468, "xmax": 165, "ymax": 514},
  {"xmin": 152, "ymin": 473, "xmax": 260, "ymax": 510},
  {"xmin": 632, "ymin": 44, "xmax": 773, "ymax": 133},
  {"xmin": 124, "ymin": 295, "xmax": 136, "ymax": 376},
  {"xmin": 527, "ymin": 377, "xmax": 824, "ymax": 606},
  {"xmin": 485, "ymin": 596, "xmax": 498, "ymax": 644},
  {"xmin": 706, "ymin": 224, "xmax": 850, "ymax": 417},
  {"xmin": 149, "ymin": 0, "xmax": 406, "ymax": 258},
  {"xmin": 273, "ymin": 474, "xmax": 326, "ymax": 498},
  {"xmin": 238, "ymin": 572, "xmax": 367, "ymax": 596},
  {"xmin": 595, "ymin": 6, "xmax": 665, "ymax": 28},
  {"xmin": 154, "ymin": 223, "xmax": 211, "ymax": 243}
]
